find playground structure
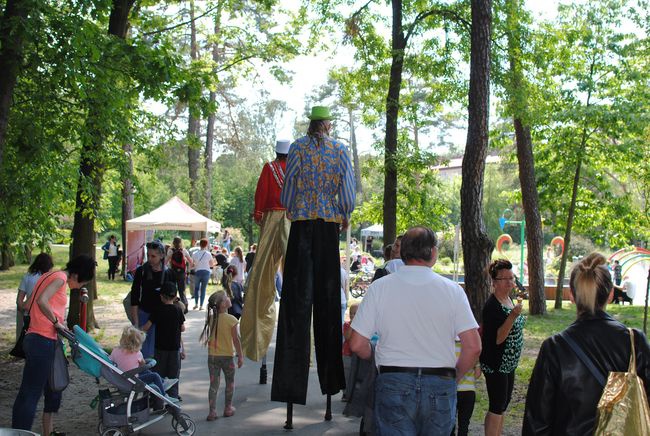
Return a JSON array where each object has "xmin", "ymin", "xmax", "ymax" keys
[
  {"xmin": 608, "ymin": 247, "xmax": 650, "ymax": 306},
  {"xmin": 497, "ymin": 207, "xmax": 566, "ymax": 286}
]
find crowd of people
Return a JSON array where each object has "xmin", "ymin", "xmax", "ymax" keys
[
  {"xmin": 11, "ymin": 230, "xmax": 650, "ymax": 435},
  {"xmin": 9, "ymin": 104, "xmax": 650, "ymax": 436}
]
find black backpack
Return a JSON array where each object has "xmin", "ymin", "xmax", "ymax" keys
[
  {"xmin": 170, "ymin": 249, "xmax": 186, "ymax": 270},
  {"xmin": 372, "ymin": 267, "xmax": 389, "ymax": 282}
]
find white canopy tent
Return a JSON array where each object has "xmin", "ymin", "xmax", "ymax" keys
[
  {"xmin": 124, "ymin": 197, "xmax": 221, "ymax": 273},
  {"xmin": 360, "ymin": 224, "xmax": 383, "ymax": 238},
  {"xmin": 126, "ymin": 196, "xmax": 221, "ymax": 233}
]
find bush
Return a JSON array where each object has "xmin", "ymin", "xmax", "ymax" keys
[
  {"xmin": 437, "ymin": 231, "xmax": 457, "ymax": 260},
  {"xmin": 568, "ymin": 234, "xmax": 597, "ymax": 258}
]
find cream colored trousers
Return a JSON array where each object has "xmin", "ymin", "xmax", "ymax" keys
[{"xmin": 240, "ymin": 210, "xmax": 290, "ymax": 361}]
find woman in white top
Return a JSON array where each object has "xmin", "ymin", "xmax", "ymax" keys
[
  {"xmin": 229, "ymin": 246, "xmax": 246, "ymax": 284},
  {"xmin": 191, "ymin": 238, "xmax": 214, "ymax": 310},
  {"xmin": 16, "ymin": 253, "xmax": 54, "ymax": 340}
]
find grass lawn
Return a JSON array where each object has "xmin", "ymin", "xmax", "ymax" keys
[{"xmin": 0, "ymin": 245, "xmax": 132, "ymax": 351}]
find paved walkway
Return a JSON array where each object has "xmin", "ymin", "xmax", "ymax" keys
[{"xmin": 142, "ymin": 306, "xmax": 361, "ymax": 435}]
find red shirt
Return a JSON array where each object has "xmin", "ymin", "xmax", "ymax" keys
[{"xmin": 254, "ymin": 160, "xmax": 287, "ymax": 221}]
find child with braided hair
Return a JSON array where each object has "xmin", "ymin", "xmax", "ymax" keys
[{"xmin": 200, "ymin": 291, "xmax": 243, "ymax": 421}]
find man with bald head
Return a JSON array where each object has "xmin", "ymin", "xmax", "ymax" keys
[{"xmin": 350, "ymin": 225, "xmax": 481, "ymax": 435}]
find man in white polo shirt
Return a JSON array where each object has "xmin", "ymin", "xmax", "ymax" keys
[{"xmin": 350, "ymin": 226, "xmax": 481, "ymax": 435}]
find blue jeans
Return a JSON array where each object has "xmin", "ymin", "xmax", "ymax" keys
[
  {"xmin": 374, "ymin": 372, "xmax": 456, "ymax": 436},
  {"xmin": 139, "ymin": 369, "xmax": 165, "ymax": 395},
  {"xmin": 12, "ymin": 333, "xmax": 63, "ymax": 430},
  {"xmin": 138, "ymin": 309, "xmax": 155, "ymax": 359},
  {"xmin": 194, "ymin": 270, "xmax": 210, "ymax": 307}
]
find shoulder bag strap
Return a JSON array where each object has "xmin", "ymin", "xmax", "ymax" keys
[
  {"xmin": 561, "ymin": 331, "xmax": 607, "ymax": 387},
  {"xmin": 628, "ymin": 328, "xmax": 637, "ymax": 374},
  {"xmin": 27, "ymin": 271, "xmax": 57, "ymax": 315}
]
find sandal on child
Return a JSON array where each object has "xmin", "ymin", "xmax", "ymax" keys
[
  {"xmin": 206, "ymin": 411, "xmax": 218, "ymax": 421},
  {"xmin": 223, "ymin": 406, "xmax": 236, "ymax": 417}
]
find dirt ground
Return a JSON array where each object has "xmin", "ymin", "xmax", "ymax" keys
[{"xmin": 0, "ymin": 286, "xmax": 127, "ymax": 435}]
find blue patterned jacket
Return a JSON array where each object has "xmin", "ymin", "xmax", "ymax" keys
[{"xmin": 280, "ymin": 134, "xmax": 355, "ymax": 223}]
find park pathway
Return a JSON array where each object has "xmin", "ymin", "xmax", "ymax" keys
[{"xmin": 142, "ymin": 305, "xmax": 361, "ymax": 435}]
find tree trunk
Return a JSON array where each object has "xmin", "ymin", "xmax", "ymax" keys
[
  {"xmin": 1, "ymin": 242, "xmax": 14, "ymax": 270},
  {"xmin": 514, "ymin": 120, "xmax": 546, "ymax": 314},
  {"xmin": 187, "ymin": 0, "xmax": 201, "ymax": 211},
  {"xmin": 69, "ymin": 151, "xmax": 102, "ymax": 329},
  {"xmin": 121, "ymin": 142, "xmax": 134, "ymax": 278},
  {"xmin": 382, "ymin": 0, "xmax": 406, "ymax": 247},
  {"xmin": 204, "ymin": 3, "xmax": 222, "ymax": 218},
  {"xmin": 506, "ymin": 0, "xmax": 546, "ymax": 315},
  {"xmin": 23, "ymin": 244, "xmax": 32, "ymax": 264},
  {"xmin": 0, "ymin": 0, "xmax": 30, "ymax": 169},
  {"xmin": 68, "ymin": 0, "xmax": 135, "ymax": 330},
  {"xmin": 555, "ymin": 131, "xmax": 587, "ymax": 308},
  {"xmin": 349, "ymin": 108, "xmax": 362, "ymax": 194},
  {"xmin": 461, "ymin": 0, "xmax": 494, "ymax": 322}
]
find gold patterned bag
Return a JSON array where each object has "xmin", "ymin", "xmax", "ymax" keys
[{"xmin": 594, "ymin": 328, "xmax": 650, "ymax": 436}]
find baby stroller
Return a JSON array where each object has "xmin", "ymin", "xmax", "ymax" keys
[{"xmin": 61, "ymin": 326, "xmax": 196, "ymax": 436}]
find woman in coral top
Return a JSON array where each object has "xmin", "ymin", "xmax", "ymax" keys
[{"xmin": 12, "ymin": 254, "xmax": 95, "ymax": 435}]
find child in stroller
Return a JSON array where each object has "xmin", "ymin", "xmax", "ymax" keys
[
  {"xmin": 61, "ymin": 325, "xmax": 195, "ymax": 436},
  {"xmin": 110, "ymin": 325, "xmax": 178, "ymax": 404}
]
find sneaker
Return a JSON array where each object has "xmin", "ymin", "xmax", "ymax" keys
[
  {"xmin": 199, "ymin": 306, "xmax": 204, "ymax": 310},
  {"xmin": 223, "ymin": 405, "xmax": 236, "ymax": 417},
  {"xmin": 206, "ymin": 412, "xmax": 218, "ymax": 421},
  {"xmin": 165, "ymin": 395, "xmax": 181, "ymax": 404},
  {"xmin": 162, "ymin": 378, "xmax": 179, "ymax": 392},
  {"xmin": 193, "ymin": 305, "xmax": 198, "ymax": 310}
]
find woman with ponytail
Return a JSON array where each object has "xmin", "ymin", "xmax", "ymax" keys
[{"xmin": 523, "ymin": 253, "xmax": 650, "ymax": 435}]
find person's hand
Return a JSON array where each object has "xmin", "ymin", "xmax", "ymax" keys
[
  {"xmin": 474, "ymin": 366, "xmax": 482, "ymax": 379},
  {"xmin": 512, "ymin": 303, "xmax": 523, "ymax": 316},
  {"xmin": 180, "ymin": 351, "xmax": 186, "ymax": 360},
  {"xmin": 341, "ymin": 218, "xmax": 349, "ymax": 232},
  {"xmin": 237, "ymin": 355, "xmax": 243, "ymax": 368},
  {"xmin": 53, "ymin": 320, "xmax": 70, "ymax": 334}
]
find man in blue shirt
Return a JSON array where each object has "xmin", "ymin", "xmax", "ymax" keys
[{"xmin": 271, "ymin": 105, "xmax": 356, "ymax": 407}]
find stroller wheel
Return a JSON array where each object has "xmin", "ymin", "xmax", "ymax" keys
[
  {"xmin": 97, "ymin": 422, "xmax": 104, "ymax": 435},
  {"xmin": 173, "ymin": 412, "xmax": 196, "ymax": 436},
  {"xmin": 101, "ymin": 427, "xmax": 125, "ymax": 436}
]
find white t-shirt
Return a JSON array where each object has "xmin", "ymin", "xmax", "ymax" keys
[
  {"xmin": 623, "ymin": 279, "xmax": 637, "ymax": 299},
  {"xmin": 19, "ymin": 272, "xmax": 42, "ymax": 297},
  {"xmin": 340, "ymin": 267, "xmax": 349, "ymax": 305},
  {"xmin": 108, "ymin": 243, "xmax": 118, "ymax": 257},
  {"xmin": 229, "ymin": 257, "xmax": 246, "ymax": 284},
  {"xmin": 191, "ymin": 249, "xmax": 212, "ymax": 272},
  {"xmin": 352, "ymin": 265, "xmax": 479, "ymax": 368},
  {"xmin": 384, "ymin": 258, "xmax": 404, "ymax": 273}
]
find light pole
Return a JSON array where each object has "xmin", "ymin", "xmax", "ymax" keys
[{"xmin": 499, "ymin": 208, "xmax": 526, "ymax": 283}]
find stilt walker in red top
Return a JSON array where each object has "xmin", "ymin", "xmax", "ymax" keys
[{"xmin": 240, "ymin": 140, "xmax": 291, "ymax": 364}]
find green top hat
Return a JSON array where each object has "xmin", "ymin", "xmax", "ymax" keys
[{"xmin": 308, "ymin": 106, "xmax": 333, "ymax": 121}]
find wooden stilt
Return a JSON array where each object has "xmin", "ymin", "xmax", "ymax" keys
[
  {"xmin": 284, "ymin": 402, "xmax": 293, "ymax": 429},
  {"xmin": 259, "ymin": 355, "xmax": 267, "ymax": 384},
  {"xmin": 324, "ymin": 394, "xmax": 332, "ymax": 421}
]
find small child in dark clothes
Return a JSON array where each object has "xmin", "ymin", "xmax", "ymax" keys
[{"xmin": 142, "ymin": 281, "xmax": 185, "ymax": 399}]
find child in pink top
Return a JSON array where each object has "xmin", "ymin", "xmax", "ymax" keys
[{"xmin": 110, "ymin": 326, "xmax": 174, "ymax": 398}]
